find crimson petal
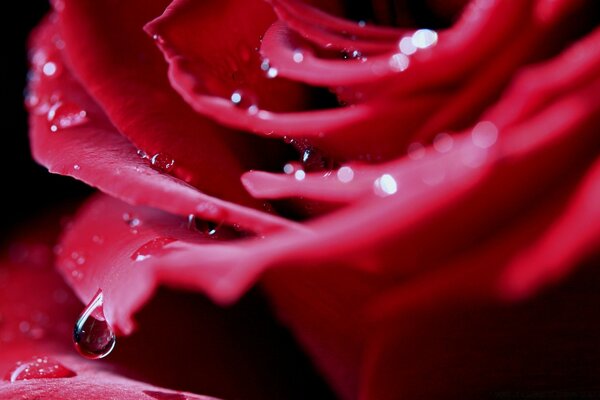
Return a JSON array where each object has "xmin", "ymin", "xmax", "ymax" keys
[
  {"xmin": 53, "ymin": 0, "xmax": 265, "ymax": 205},
  {"xmin": 28, "ymin": 18, "xmax": 303, "ymax": 235}
]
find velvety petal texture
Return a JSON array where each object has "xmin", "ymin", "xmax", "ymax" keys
[{"xmin": 22, "ymin": 0, "xmax": 600, "ymax": 399}]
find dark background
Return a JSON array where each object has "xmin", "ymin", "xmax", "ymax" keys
[{"xmin": 3, "ymin": 0, "xmax": 90, "ymax": 238}]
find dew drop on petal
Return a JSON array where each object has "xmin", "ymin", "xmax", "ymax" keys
[
  {"xmin": 42, "ymin": 61, "xmax": 58, "ymax": 77},
  {"xmin": 266, "ymin": 67, "xmax": 278, "ymax": 79},
  {"xmin": 230, "ymin": 90, "xmax": 258, "ymax": 113},
  {"xmin": 399, "ymin": 37, "xmax": 417, "ymax": 55},
  {"xmin": 4, "ymin": 356, "xmax": 76, "ymax": 382},
  {"xmin": 187, "ymin": 214, "xmax": 221, "ymax": 236},
  {"xmin": 47, "ymin": 101, "xmax": 88, "ymax": 131},
  {"xmin": 152, "ymin": 34, "xmax": 165, "ymax": 44},
  {"xmin": 374, "ymin": 174, "xmax": 398, "ymax": 197},
  {"xmin": 389, "ymin": 53, "xmax": 410, "ymax": 72},
  {"xmin": 294, "ymin": 170, "xmax": 306, "ymax": 181},
  {"xmin": 292, "ymin": 50, "xmax": 304, "ymax": 63},
  {"xmin": 73, "ymin": 290, "xmax": 116, "ymax": 359},
  {"xmin": 150, "ymin": 153, "xmax": 175, "ymax": 173},
  {"xmin": 411, "ymin": 29, "xmax": 438, "ymax": 49}
]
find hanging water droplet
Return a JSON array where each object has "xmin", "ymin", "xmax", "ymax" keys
[
  {"xmin": 4, "ymin": 356, "xmax": 76, "ymax": 382},
  {"xmin": 47, "ymin": 101, "xmax": 88, "ymax": 131},
  {"xmin": 73, "ymin": 290, "xmax": 116, "ymax": 359},
  {"xmin": 151, "ymin": 153, "xmax": 175, "ymax": 173}
]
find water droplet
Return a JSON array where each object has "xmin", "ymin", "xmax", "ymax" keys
[
  {"xmin": 260, "ymin": 58, "xmax": 271, "ymax": 72},
  {"xmin": 294, "ymin": 170, "xmax": 306, "ymax": 181},
  {"xmin": 42, "ymin": 61, "xmax": 59, "ymax": 77},
  {"xmin": 4, "ymin": 356, "xmax": 76, "ymax": 382},
  {"xmin": 131, "ymin": 237, "xmax": 176, "ymax": 262},
  {"xmin": 337, "ymin": 166, "xmax": 354, "ymax": 183},
  {"xmin": 292, "ymin": 50, "xmax": 304, "ymax": 63},
  {"xmin": 47, "ymin": 101, "xmax": 88, "ymax": 131},
  {"xmin": 411, "ymin": 29, "xmax": 438, "ymax": 49},
  {"xmin": 73, "ymin": 164, "xmax": 81, "ymax": 171},
  {"xmin": 266, "ymin": 67, "xmax": 278, "ymax": 79},
  {"xmin": 283, "ymin": 163, "xmax": 296, "ymax": 175},
  {"xmin": 150, "ymin": 153, "xmax": 175, "ymax": 173},
  {"xmin": 342, "ymin": 49, "xmax": 362, "ymax": 60},
  {"xmin": 389, "ymin": 53, "xmax": 410, "ymax": 72},
  {"xmin": 73, "ymin": 290, "xmax": 116, "ymax": 359},
  {"xmin": 398, "ymin": 37, "xmax": 417, "ymax": 55},
  {"xmin": 358, "ymin": 20, "xmax": 366, "ymax": 27},
  {"xmin": 152, "ymin": 34, "xmax": 165, "ymax": 44},
  {"xmin": 374, "ymin": 174, "xmax": 398, "ymax": 197},
  {"xmin": 137, "ymin": 149, "xmax": 149, "ymax": 159},
  {"xmin": 122, "ymin": 213, "xmax": 141, "ymax": 229},
  {"xmin": 230, "ymin": 90, "xmax": 258, "ymax": 113},
  {"xmin": 187, "ymin": 215, "xmax": 220, "ymax": 236}
]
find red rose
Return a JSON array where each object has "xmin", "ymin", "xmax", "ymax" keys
[{"xmin": 4, "ymin": 0, "xmax": 600, "ymax": 399}]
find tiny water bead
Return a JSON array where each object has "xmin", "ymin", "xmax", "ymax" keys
[
  {"xmin": 73, "ymin": 290, "xmax": 116, "ymax": 359},
  {"xmin": 4, "ymin": 357, "xmax": 76, "ymax": 382},
  {"xmin": 46, "ymin": 101, "xmax": 88, "ymax": 132}
]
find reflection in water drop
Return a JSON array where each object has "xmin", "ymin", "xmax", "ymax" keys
[
  {"xmin": 73, "ymin": 290, "xmax": 116, "ymax": 359},
  {"xmin": 4, "ymin": 356, "xmax": 76, "ymax": 382},
  {"xmin": 187, "ymin": 214, "xmax": 220, "ymax": 236},
  {"xmin": 151, "ymin": 153, "xmax": 175, "ymax": 173}
]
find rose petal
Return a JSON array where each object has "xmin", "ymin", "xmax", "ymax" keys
[
  {"xmin": 53, "ymin": 0, "xmax": 271, "ymax": 205},
  {"xmin": 144, "ymin": 0, "xmax": 310, "ymax": 113},
  {"xmin": 28, "ymin": 18, "xmax": 305, "ymax": 236}
]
